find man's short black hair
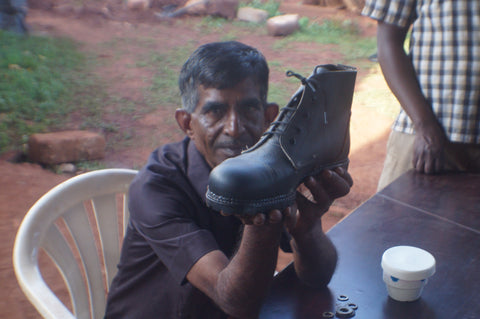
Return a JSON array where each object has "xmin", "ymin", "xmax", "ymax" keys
[{"xmin": 178, "ymin": 41, "xmax": 270, "ymax": 113}]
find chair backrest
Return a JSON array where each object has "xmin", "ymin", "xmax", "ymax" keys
[{"xmin": 13, "ymin": 168, "xmax": 138, "ymax": 319}]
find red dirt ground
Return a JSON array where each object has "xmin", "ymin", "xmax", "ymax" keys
[{"xmin": 0, "ymin": 1, "xmax": 396, "ymax": 318}]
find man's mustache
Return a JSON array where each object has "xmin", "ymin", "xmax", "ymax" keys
[{"xmin": 214, "ymin": 139, "xmax": 252, "ymax": 150}]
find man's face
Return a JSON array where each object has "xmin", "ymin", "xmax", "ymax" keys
[{"xmin": 186, "ymin": 78, "xmax": 276, "ymax": 168}]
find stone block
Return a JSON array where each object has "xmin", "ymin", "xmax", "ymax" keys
[
  {"xmin": 267, "ymin": 14, "xmax": 300, "ymax": 37},
  {"xmin": 178, "ymin": 0, "xmax": 238, "ymax": 19},
  {"xmin": 207, "ymin": 0, "xmax": 238, "ymax": 19},
  {"xmin": 127, "ymin": 0, "xmax": 150, "ymax": 11},
  {"xmin": 28, "ymin": 131, "xmax": 106, "ymax": 165},
  {"xmin": 237, "ymin": 7, "xmax": 268, "ymax": 24},
  {"xmin": 182, "ymin": 0, "xmax": 207, "ymax": 15}
]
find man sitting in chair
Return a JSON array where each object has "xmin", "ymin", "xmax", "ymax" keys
[{"xmin": 105, "ymin": 41, "xmax": 352, "ymax": 319}]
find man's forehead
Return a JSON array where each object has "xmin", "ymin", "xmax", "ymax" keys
[{"xmin": 199, "ymin": 80, "xmax": 261, "ymax": 97}]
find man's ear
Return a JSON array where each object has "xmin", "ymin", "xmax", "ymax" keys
[
  {"xmin": 175, "ymin": 109, "xmax": 193, "ymax": 137},
  {"xmin": 264, "ymin": 103, "xmax": 279, "ymax": 127}
]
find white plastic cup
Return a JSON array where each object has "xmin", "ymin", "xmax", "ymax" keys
[{"xmin": 381, "ymin": 246, "xmax": 436, "ymax": 302}]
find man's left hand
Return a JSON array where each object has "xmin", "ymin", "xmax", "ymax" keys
[{"xmin": 284, "ymin": 167, "xmax": 353, "ymax": 237}]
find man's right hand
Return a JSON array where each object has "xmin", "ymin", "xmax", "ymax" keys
[
  {"xmin": 413, "ymin": 120, "xmax": 448, "ymax": 174},
  {"xmin": 220, "ymin": 209, "xmax": 284, "ymax": 226}
]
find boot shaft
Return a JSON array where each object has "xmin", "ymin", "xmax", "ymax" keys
[{"xmin": 247, "ymin": 64, "xmax": 357, "ymax": 171}]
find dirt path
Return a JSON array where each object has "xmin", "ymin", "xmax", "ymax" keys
[{"xmin": 0, "ymin": 2, "xmax": 395, "ymax": 317}]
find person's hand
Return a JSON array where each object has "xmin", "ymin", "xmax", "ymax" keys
[
  {"xmin": 284, "ymin": 167, "xmax": 353, "ymax": 237},
  {"xmin": 413, "ymin": 121, "xmax": 448, "ymax": 174},
  {"xmin": 220, "ymin": 209, "xmax": 283, "ymax": 225}
]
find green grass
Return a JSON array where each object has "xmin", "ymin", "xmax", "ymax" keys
[
  {"xmin": 141, "ymin": 44, "xmax": 195, "ymax": 108},
  {"xmin": 0, "ymin": 30, "xmax": 105, "ymax": 154},
  {"xmin": 199, "ymin": 0, "xmax": 281, "ymax": 34},
  {"xmin": 274, "ymin": 17, "xmax": 377, "ymax": 63},
  {"xmin": 240, "ymin": 0, "xmax": 282, "ymax": 18}
]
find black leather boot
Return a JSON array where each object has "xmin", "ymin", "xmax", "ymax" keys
[{"xmin": 206, "ymin": 64, "xmax": 357, "ymax": 215}]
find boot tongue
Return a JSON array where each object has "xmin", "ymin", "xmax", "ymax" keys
[
  {"xmin": 267, "ymin": 69, "xmax": 315, "ymax": 135},
  {"xmin": 280, "ymin": 65, "xmax": 356, "ymax": 171},
  {"xmin": 243, "ymin": 83, "xmax": 305, "ymax": 154}
]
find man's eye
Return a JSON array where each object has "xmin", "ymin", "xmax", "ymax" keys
[
  {"xmin": 209, "ymin": 107, "xmax": 223, "ymax": 115},
  {"xmin": 242, "ymin": 104, "xmax": 261, "ymax": 116},
  {"xmin": 204, "ymin": 106, "xmax": 225, "ymax": 117},
  {"xmin": 248, "ymin": 105, "xmax": 260, "ymax": 111}
]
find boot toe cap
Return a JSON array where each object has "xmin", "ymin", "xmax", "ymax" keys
[{"xmin": 206, "ymin": 157, "xmax": 296, "ymax": 215}]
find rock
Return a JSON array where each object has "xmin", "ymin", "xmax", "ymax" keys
[
  {"xmin": 207, "ymin": 0, "xmax": 238, "ymax": 20},
  {"xmin": 126, "ymin": 0, "xmax": 150, "ymax": 11},
  {"xmin": 164, "ymin": 0, "xmax": 238, "ymax": 19},
  {"xmin": 267, "ymin": 14, "xmax": 300, "ymax": 37},
  {"xmin": 58, "ymin": 163, "xmax": 77, "ymax": 174},
  {"xmin": 28, "ymin": 131, "xmax": 106, "ymax": 165},
  {"xmin": 182, "ymin": 0, "xmax": 208, "ymax": 15},
  {"xmin": 237, "ymin": 7, "xmax": 268, "ymax": 24}
]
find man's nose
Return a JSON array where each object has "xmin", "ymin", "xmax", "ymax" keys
[{"xmin": 224, "ymin": 111, "xmax": 245, "ymax": 137}]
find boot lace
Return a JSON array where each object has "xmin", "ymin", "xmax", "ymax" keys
[{"xmin": 262, "ymin": 70, "xmax": 309, "ymax": 137}]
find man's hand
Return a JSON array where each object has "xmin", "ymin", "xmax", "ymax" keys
[
  {"xmin": 285, "ymin": 167, "xmax": 353, "ymax": 237},
  {"xmin": 220, "ymin": 209, "xmax": 284, "ymax": 225},
  {"xmin": 280, "ymin": 167, "xmax": 351, "ymax": 288},
  {"xmin": 413, "ymin": 121, "xmax": 448, "ymax": 174},
  {"xmin": 220, "ymin": 167, "xmax": 352, "ymax": 229}
]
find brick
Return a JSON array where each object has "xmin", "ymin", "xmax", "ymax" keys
[
  {"xmin": 237, "ymin": 7, "xmax": 268, "ymax": 24},
  {"xmin": 267, "ymin": 14, "xmax": 300, "ymax": 36},
  {"xmin": 126, "ymin": 0, "xmax": 150, "ymax": 11},
  {"xmin": 207, "ymin": 0, "xmax": 238, "ymax": 19},
  {"xmin": 28, "ymin": 131, "xmax": 106, "ymax": 165}
]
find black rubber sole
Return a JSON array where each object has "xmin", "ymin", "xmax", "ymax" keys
[{"xmin": 205, "ymin": 189, "xmax": 297, "ymax": 216}]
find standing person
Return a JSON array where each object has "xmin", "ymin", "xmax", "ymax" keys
[
  {"xmin": 104, "ymin": 41, "xmax": 353, "ymax": 319},
  {"xmin": 0, "ymin": 0, "xmax": 27, "ymax": 33},
  {"xmin": 362, "ymin": 1, "xmax": 480, "ymax": 190}
]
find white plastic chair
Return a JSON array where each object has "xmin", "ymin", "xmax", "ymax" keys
[{"xmin": 13, "ymin": 168, "xmax": 138, "ymax": 319}]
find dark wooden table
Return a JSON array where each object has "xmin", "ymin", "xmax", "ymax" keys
[{"xmin": 260, "ymin": 171, "xmax": 480, "ymax": 319}]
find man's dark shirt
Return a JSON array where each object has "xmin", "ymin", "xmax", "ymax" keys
[{"xmin": 105, "ymin": 137, "xmax": 291, "ymax": 318}]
